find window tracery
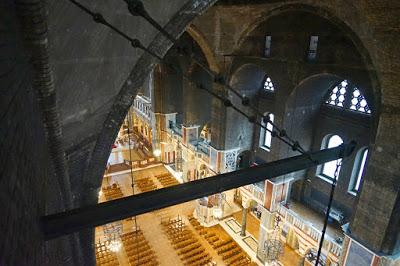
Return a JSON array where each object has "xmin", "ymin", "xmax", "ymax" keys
[
  {"xmin": 326, "ymin": 80, "xmax": 347, "ymax": 107},
  {"xmin": 263, "ymin": 77, "xmax": 275, "ymax": 91},
  {"xmin": 350, "ymin": 88, "xmax": 371, "ymax": 114},
  {"xmin": 325, "ymin": 80, "xmax": 372, "ymax": 114}
]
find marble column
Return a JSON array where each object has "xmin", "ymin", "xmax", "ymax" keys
[{"xmin": 241, "ymin": 208, "xmax": 248, "ymax": 236}]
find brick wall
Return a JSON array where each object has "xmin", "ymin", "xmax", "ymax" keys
[{"xmin": 0, "ymin": 2, "xmax": 47, "ymax": 264}]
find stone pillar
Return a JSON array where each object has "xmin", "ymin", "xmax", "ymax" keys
[
  {"xmin": 153, "ymin": 64, "xmax": 165, "ymax": 114},
  {"xmin": 241, "ymin": 208, "xmax": 248, "ymax": 236},
  {"xmin": 344, "ymin": 112, "xmax": 400, "ymax": 264},
  {"xmin": 210, "ymin": 83, "xmax": 227, "ymax": 150}
]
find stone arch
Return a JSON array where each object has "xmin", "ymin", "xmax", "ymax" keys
[
  {"xmin": 223, "ymin": 63, "xmax": 270, "ymax": 151},
  {"xmin": 284, "ymin": 72, "xmax": 376, "ymax": 153},
  {"xmin": 229, "ymin": 63, "xmax": 270, "ymax": 99},
  {"xmin": 186, "ymin": 24, "xmax": 220, "ymax": 73}
]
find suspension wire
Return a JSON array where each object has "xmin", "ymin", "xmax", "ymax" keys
[
  {"xmin": 68, "ymin": 0, "xmax": 163, "ymax": 61},
  {"xmin": 171, "ymin": 65, "xmax": 297, "ymax": 150},
  {"xmin": 121, "ymin": 0, "xmax": 310, "ymax": 156},
  {"xmin": 67, "ymin": 0, "xmax": 314, "ymax": 161},
  {"xmin": 126, "ymin": 112, "xmax": 139, "ymax": 265},
  {"xmin": 315, "ymin": 157, "xmax": 344, "ymax": 266}
]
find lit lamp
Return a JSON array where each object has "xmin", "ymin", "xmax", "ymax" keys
[
  {"xmin": 153, "ymin": 148, "xmax": 161, "ymax": 157},
  {"xmin": 98, "ymin": 190, "xmax": 103, "ymax": 198},
  {"xmin": 103, "ymin": 221, "xmax": 123, "ymax": 253},
  {"xmin": 107, "ymin": 239, "xmax": 122, "ymax": 252}
]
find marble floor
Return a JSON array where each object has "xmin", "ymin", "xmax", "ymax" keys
[{"xmin": 232, "ymin": 209, "xmax": 260, "ymax": 241}]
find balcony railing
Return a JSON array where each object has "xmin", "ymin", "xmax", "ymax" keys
[
  {"xmin": 133, "ymin": 95, "xmax": 152, "ymax": 120},
  {"xmin": 277, "ymin": 204, "xmax": 342, "ymax": 257},
  {"xmin": 241, "ymin": 184, "xmax": 265, "ymax": 204}
]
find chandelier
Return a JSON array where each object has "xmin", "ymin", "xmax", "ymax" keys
[
  {"xmin": 261, "ymin": 215, "xmax": 284, "ymax": 262},
  {"xmin": 103, "ymin": 221, "xmax": 123, "ymax": 252},
  {"xmin": 107, "ymin": 239, "xmax": 122, "ymax": 252}
]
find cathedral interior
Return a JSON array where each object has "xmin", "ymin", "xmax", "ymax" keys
[{"xmin": 1, "ymin": 0, "xmax": 400, "ymax": 265}]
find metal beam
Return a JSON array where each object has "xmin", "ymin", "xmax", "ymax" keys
[{"xmin": 42, "ymin": 142, "xmax": 355, "ymax": 240}]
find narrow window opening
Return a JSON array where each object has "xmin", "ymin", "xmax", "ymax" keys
[{"xmin": 308, "ymin": 35, "xmax": 319, "ymax": 61}]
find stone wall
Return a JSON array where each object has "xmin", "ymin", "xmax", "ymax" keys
[
  {"xmin": 0, "ymin": 1, "xmax": 47, "ymax": 264},
  {"xmin": 191, "ymin": 0, "xmax": 400, "ymax": 256}
]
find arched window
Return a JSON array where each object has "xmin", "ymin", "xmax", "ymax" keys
[
  {"xmin": 263, "ymin": 76, "xmax": 275, "ymax": 91},
  {"xmin": 326, "ymin": 80, "xmax": 348, "ymax": 107},
  {"xmin": 325, "ymin": 80, "xmax": 372, "ymax": 114},
  {"xmin": 260, "ymin": 113, "xmax": 274, "ymax": 151},
  {"xmin": 318, "ymin": 135, "xmax": 343, "ymax": 181},
  {"xmin": 350, "ymin": 88, "xmax": 371, "ymax": 114},
  {"xmin": 349, "ymin": 148, "xmax": 368, "ymax": 194}
]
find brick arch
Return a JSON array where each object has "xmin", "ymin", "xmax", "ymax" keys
[
  {"xmin": 229, "ymin": 63, "xmax": 268, "ymax": 98},
  {"xmin": 83, "ymin": 0, "xmax": 218, "ymax": 204},
  {"xmin": 186, "ymin": 24, "xmax": 220, "ymax": 73},
  {"xmin": 233, "ymin": 2, "xmax": 381, "ymax": 115}
]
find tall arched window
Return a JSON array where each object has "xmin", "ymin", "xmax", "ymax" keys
[
  {"xmin": 260, "ymin": 113, "xmax": 274, "ymax": 151},
  {"xmin": 318, "ymin": 135, "xmax": 343, "ymax": 181},
  {"xmin": 349, "ymin": 148, "xmax": 368, "ymax": 194}
]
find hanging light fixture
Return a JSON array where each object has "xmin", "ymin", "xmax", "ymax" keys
[
  {"xmin": 103, "ymin": 221, "xmax": 123, "ymax": 253},
  {"xmin": 153, "ymin": 148, "xmax": 161, "ymax": 157},
  {"xmin": 107, "ymin": 238, "xmax": 122, "ymax": 252},
  {"xmin": 261, "ymin": 215, "xmax": 284, "ymax": 263}
]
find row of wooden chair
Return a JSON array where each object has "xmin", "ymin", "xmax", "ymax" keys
[
  {"xmin": 127, "ymin": 251, "xmax": 157, "ymax": 266},
  {"xmin": 155, "ymin": 174, "xmax": 179, "ymax": 187},
  {"xmin": 184, "ymin": 253, "xmax": 212, "ymax": 266},
  {"xmin": 188, "ymin": 215, "xmax": 254, "ymax": 266},
  {"xmin": 212, "ymin": 239, "xmax": 233, "ymax": 249},
  {"xmin": 120, "ymin": 230, "xmax": 159, "ymax": 266},
  {"xmin": 162, "ymin": 218, "xmax": 212, "ymax": 266},
  {"xmin": 95, "ymin": 241, "xmax": 119, "ymax": 266},
  {"xmin": 102, "ymin": 183, "xmax": 124, "ymax": 200},
  {"xmin": 154, "ymin": 173, "xmax": 170, "ymax": 178},
  {"xmin": 135, "ymin": 178, "xmax": 157, "ymax": 192}
]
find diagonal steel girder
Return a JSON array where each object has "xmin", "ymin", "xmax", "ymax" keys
[{"xmin": 42, "ymin": 142, "xmax": 355, "ymax": 240}]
